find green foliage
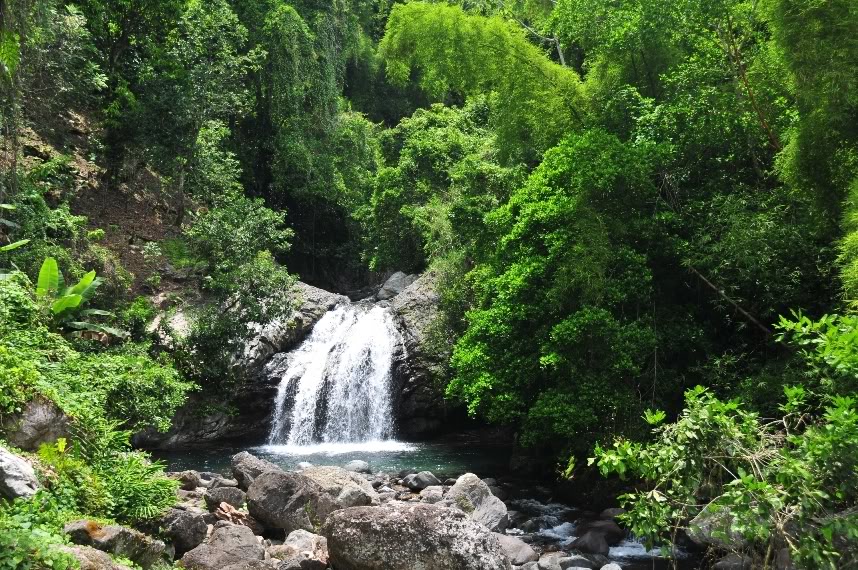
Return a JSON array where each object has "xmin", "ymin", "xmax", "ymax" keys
[
  {"xmin": 592, "ymin": 386, "xmax": 858, "ymax": 568},
  {"xmin": 380, "ymin": 2, "xmax": 586, "ymax": 162},
  {"xmin": 119, "ymin": 297, "xmax": 156, "ymax": 342},
  {"xmin": 0, "ymin": 494, "xmax": 77, "ymax": 570},
  {"xmin": 449, "ymin": 130, "xmax": 667, "ymax": 451}
]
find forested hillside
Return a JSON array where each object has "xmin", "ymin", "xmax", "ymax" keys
[{"xmin": 1, "ymin": 0, "xmax": 856, "ymax": 568}]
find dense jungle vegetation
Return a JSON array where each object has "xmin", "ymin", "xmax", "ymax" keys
[{"xmin": 0, "ymin": 0, "xmax": 856, "ymax": 567}]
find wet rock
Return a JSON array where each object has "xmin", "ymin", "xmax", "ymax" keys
[
  {"xmin": 64, "ymin": 520, "xmax": 167, "ymax": 569},
  {"xmin": 322, "ymin": 502, "xmax": 511, "ymax": 570},
  {"xmin": 232, "ymin": 451, "xmax": 283, "ymax": 490},
  {"xmin": 161, "ymin": 508, "xmax": 208, "ymax": 557},
  {"xmin": 390, "ymin": 271, "xmax": 452, "ymax": 438},
  {"xmin": 59, "ymin": 545, "xmax": 134, "ymax": 570},
  {"xmin": 688, "ymin": 502, "xmax": 748, "ymax": 550},
  {"xmin": 173, "ymin": 470, "xmax": 202, "ymax": 491},
  {"xmin": 537, "ymin": 553, "xmax": 563, "ymax": 570},
  {"xmin": 713, "ymin": 553, "xmax": 752, "ymax": 570},
  {"xmin": 599, "ymin": 565, "xmax": 623, "ymax": 570},
  {"xmin": 376, "ymin": 271, "xmax": 418, "ymax": 300},
  {"xmin": 442, "ymin": 473, "xmax": 509, "ymax": 532},
  {"xmin": 180, "ymin": 524, "xmax": 265, "ymax": 569},
  {"xmin": 495, "ymin": 533, "xmax": 539, "ymax": 565},
  {"xmin": 576, "ymin": 519, "xmax": 625, "ymax": 546},
  {"xmin": 0, "ymin": 397, "xmax": 69, "ymax": 451},
  {"xmin": 297, "ymin": 461, "xmax": 314, "ymax": 470},
  {"xmin": 343, "ymin": 459, "xmax": 371, "ymax": 473},
  {"xmin": 598, "ymin": 508, "xmax": 625, "ymax": 520},
  {"xmin": 0, "ymin": 446, "xmax": 41, "ymax": 500},
  {"xmin": 402, "ymin": 470, "xmax": 441, "ymax": 491},
  {"xmin": 570, "ymin": 531, "xmax": 609, "ymax": 556},
  {"xmin": 204, "ymin": 487, "xmax": 246, "ymax": 511},
  {"xmin": 419, "ymin": 485, "xmax": 444, "ymax": 504}
]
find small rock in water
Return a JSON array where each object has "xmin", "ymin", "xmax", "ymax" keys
[
  {"xmin": 599, "ymin": 565, "xmax": 623, "ymax": 570},
  {"xmin": 570, "ymin": 531, "xmax": 609, "ymax": 556},
  {"xmin": 297, "ymin": 461, "xmax": 314, "ymax": 470},
  {"xmin": 556, "ymin": 554, "xmax": 598, "ymax": 569},
  {"xmin": 343, "ymin": 459, "xmax": 371, "ymax": 473},
  {"xmin": 402, "ymin": 470, "xmax": 441, "ymax": 491}
]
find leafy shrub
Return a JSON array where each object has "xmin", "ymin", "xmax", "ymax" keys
[
  {"xmin": 0, "ymin": 495, "xmax": 77, "ymax": 570},
  {"xmin": 120, "ymin": 296, "xmax": 156, "ymax": 341}
]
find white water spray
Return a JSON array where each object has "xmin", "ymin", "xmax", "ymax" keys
[{"xmin": 267, "ymin": 304, "xmax": 402, "ymax": 446}]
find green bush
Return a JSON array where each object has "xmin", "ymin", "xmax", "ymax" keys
[{"xmin": 120, "ymin": 297, "xmax": 156, "ymax": 341}]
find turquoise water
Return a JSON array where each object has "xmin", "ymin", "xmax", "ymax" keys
[{"xmin": 153, "ymin": 439, "xmax": 512, "ymax": 478}]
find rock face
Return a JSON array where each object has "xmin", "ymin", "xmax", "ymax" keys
[
  {"xmin": 0, "ymin": 446, "xmax": 41, "ymax": 500},
  {"xmin": 442, "ymin": 473, "xmax": 509, "ymax": 532},
  {"xmin": 204, "ymin": 486, "xmax": 246, "ymax": 511},
  {"xmin": 389, "ymin": 271, "xmax": 452, "ymax": 438},
  {"xmin": 133, "ymin": 283, "xmax": 347, "ymax": 450},
  {"xmin": 181, "ymin": 524, "xmax": 265, "ymax": 570},
  {"xmin": 64, "ymin": 520, "xmax": 167, "ymax": 570},
  {"xmin": 232, "ymin": 451, "xmax": 283, "ymax": 490},
  {"xmin": 160, "ymin": 508, "xmax": 208, "ymax": 556},
  {"xmin": 322, "ymin": 502, "xmax": 512, "ymax": 570},
  {"xmin": 247, "ymin": 467, "xmax": 377, "ymax": 533},
  {"xmin": 376, "ymin": 272, "xmax": 418, "ymax": 301},
  {"xmin": 0, "ymin": 397, "xmax": 69, "ymax": 451}
]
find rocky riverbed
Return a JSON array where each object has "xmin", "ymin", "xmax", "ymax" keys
[{"xmin": 3, "ymin": 449, "xmax": 701, "ymax": 570}]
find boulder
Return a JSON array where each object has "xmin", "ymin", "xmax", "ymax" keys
[
  {"xmin": 232, "ymin": 451, "xmax": 283, "ymax": 490},
  {"xmin": 173, "ymin": 470, "xmax": 202, "ymax": 491},
  {"xmin": 161, "ymin": 508, "xmax": 208, "ymax": 556},
  {"xmin": 180, "ymin": 524, "xmax": 265, "ymax": 570},
  {"xmin": 209, "ymin": 476, "xmax": 240, "ymax": 489},
  {"xmin": 301, "ymin": 466, "xmax": 379, "ymax": 508},
  {"xmin": 0, "ymin": 397, "xmax": 69, "ymax": 451},
  {"xmin": 570, "ymin": 531, "xmax": 609, "ymax": 556},
  {"xmin": 402, "ymin": 470, "xmax": 441, "ymax": 491},
  {"xmin": 322, "ymin": 502, "xmax": 512, "ymax": 570},
  {"xmin": 205, "ymin": 487, "xmax": 246, "ymax": 511},
  {"xmin": 495, "ymin": 533, "xmax": 539, "ymax": 565},
  {"xmin": 419, "ymin": 485, "xmax": 444, "ymax": 504},
  {"xmin": 442, "ymin": 473, "xmax": 509, "ymax": 532},
  {"xmin": 537, "ymin": 553, "xmax": 563, "ymax": 570},
  {"xmin": 221, "ymin": 563, "xmax": 277, "ymax": 570},
  {"xmin": 599, "ymin": 565, "xmax": 622, "ymax": 570},
  {"xmin": 688, "ymin": 502, "xmax": 748, "ymax": 550},
  {"xmin": 247, "ymin": 469, "xmax": 369, "ymax": 533},
  {"xmin": 59, "ymin": 545, "xmax": 134, "ymax": 570},
  {"xmin": 0, "ymin": 446, "xmax": 40, "ymax": 500},
  {"xmin": 268, "ymin": 529, "xmax": 328, "ymax": 570},
  {"xmin": 64, "ymin": 520, "xmax": 167, "ymax": 569},
  {"xmin": 713, "ymin": 553, "xmax": 752, "ymax": 570},
  {"xmin": 576, "ymin": 519, "xmax": 625, "ymax": 546},
  {"xmin": 376, "ymin": 271, "xmax": 418, "ymax": 300},
  {"xmin": 343, "ymin": 459, "xmax": 371, "ymax": 473},
  {"xmin": 599, "ymin": 508, "xmax": 625, "ymax": 520}
]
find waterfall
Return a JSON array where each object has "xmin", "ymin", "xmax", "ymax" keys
[{"xmin": 267, "ymin": 304, "xmax": 402, "ymax": 446}]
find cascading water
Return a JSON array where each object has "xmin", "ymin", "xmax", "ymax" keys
[{"xmin": 267, "ymin": 304, "xmax": 402, "ymax": 447}]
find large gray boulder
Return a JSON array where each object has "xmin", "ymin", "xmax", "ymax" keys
[
  {"xmin": 376, "ymin": 272, "xmax": 418, "ymax": 301},
  {"xmin": 302, "ymin": 466, "xmax": 380, "ymax": 508},
  {"xmin": 64, "ymin": 520, "xmax": 167, "ymax": 570},
  {"xmin": 247, "ymin": 467, "xmax": 377, "ymax": 533},
  {"xmin": 0, "ymin": 397, "xmax": 69, "ymax": 451},
  {"xmin": 0, "ymin": 446, "xmax": 40, "ymax": 500},
  {"xmin": 322, "ymin": 502, "xmax": 512, "ymax": 570},
  {"xmin": 232, "ymin": 451, "xmax": 283, "ymax": 490},
  {"xmin": 180, "ymin": 524, "xmax": 265, "ymax": 570},
  {"xmin": 441, "ymin": 473, "xmax": 509, "ymax": 532},
  {"xmin": 160, "ymin": 508, "xmax": 208, "ymax": 556},
  {"xmin": 495, "ymin": 533, "xmax": 538, "ymax": 565}
]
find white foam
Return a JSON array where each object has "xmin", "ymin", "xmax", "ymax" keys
[{"xmin": 257, "ymin": 440, "xmax": 416, "ymax": 456}]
